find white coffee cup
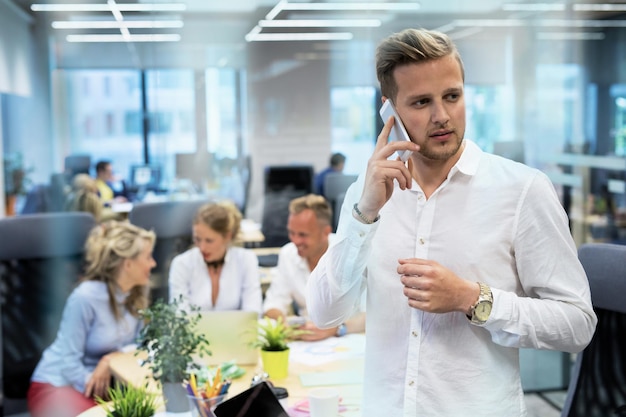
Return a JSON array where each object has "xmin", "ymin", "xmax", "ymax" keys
[{"xmin": 308, "ymin": 387, "xmax": 339, "ymax": 417}]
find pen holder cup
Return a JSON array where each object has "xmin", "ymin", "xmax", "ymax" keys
[{"xmin": 187, "ymin": 393, "xmax": 227, "ymax": 417}]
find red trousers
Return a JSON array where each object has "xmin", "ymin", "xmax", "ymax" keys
[{"xmin": 27, "ymin": 381, "xmax": 98, "ymax": 417}]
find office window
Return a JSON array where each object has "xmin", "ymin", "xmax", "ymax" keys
[
  {"xmin": 53, "ymin": 69, "xmax": 144, "ymax": 181},
  {"xmin": 206, "ymin": 68, "xmax": 242, "ymax": 159},
  {"xmin": 105, "ymin": 112, "xmax": 114, "ymax": 136},
  {"xmin": 465, "ymin": 84, "xmax": 514, "ymax": 153},
  {"xmin": 330, "ymin": 86, "xmax": 376, "ymax": 174},
  {"xmin": 612, "ymin": 84, "xmax": 626, "ymax": 156},
  {"xmin": 145, "ymin": 69, "xmax": 196, "ymax": 187}
]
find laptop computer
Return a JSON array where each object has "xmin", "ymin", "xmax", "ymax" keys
[{"xmin": 193, "ymin": 310, "xmax": 259, "ymax": 366}]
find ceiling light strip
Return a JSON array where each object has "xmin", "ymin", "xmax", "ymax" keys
[
  {"xmin": 52, "ymin": 21, "xmax": 184, "ymax": 29},
  {"xmin": 280, "ymin": 2, "xmax": 419, "ymax": 11},
  {"xmin": 537, "ymin": 32, "xmax": 606, "ymax": 40},
  {"xmin": 246, "ymin": 32, "xmax": 354, "ymax": 42},
  {"xmin": 453, "ymin": 19, "xmax": 626, "ymax": 28},
  {"xmin": 502, "ymin": 3, "xmax": 566, "ymax": 12},
  {"xmin": 573, "ymin": 4, "xmax": 626, "ymax": 12},
  {"xmin": 31, "ymin": 3, "xmax": 186, "ymax": 12},
  {"xmin": 108, "ymin": 0, "xmax": 124, "ymax": 22},
  {"xmin": 258, "ymin": 19, "xmax": 381, "ymax": 28},
  {"xmin": 265, "ymin": 0, "xmax": 287, "ymax": 20},
  {"xmin": 66, "ymin": 34, "xmax": 181, "ymax": 42}
]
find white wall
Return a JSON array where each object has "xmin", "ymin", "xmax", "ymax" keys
[{"xmin": 0, "ymin": 1, "xmax": 34, "ymax": 96}]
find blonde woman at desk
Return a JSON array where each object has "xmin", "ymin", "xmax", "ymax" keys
[
  {"xmin": 168, "ymin": 201, "xmax": 262, "ymax": 314},
  {"xmin": 27, "ymin": 221, "xmax": 156, "ymax": 417}
]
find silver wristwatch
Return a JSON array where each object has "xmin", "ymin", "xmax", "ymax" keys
[{"xmin": 468, "ymin": 282, "xmax": 493, "ymax": 325}]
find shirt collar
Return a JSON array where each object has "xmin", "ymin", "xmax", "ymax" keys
[{"xmin": 449, "ymin": 139, "xmax": 482, "ymax": 178}]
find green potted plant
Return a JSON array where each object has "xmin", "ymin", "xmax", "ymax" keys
[
  {"xmin": 96, "ymin": 382, "xmax": 159, "ymax": 417},
  {"xmin": 137, "ymin": 297, "xmax": 210, "ymax": 413},
  {"xmin": 250, "ymin": 317, "xmax": 306, "ymax": 380}
]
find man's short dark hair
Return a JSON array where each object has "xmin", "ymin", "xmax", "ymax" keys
[
  {"xmin": 330, "ymin": 153, "xmax": 346, "ymax": 168},
  {"xmin": 95, "ymin": 160, "xmax": 111, "ymax": 174}
]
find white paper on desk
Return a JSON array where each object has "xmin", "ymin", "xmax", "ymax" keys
[
  {"xmin": 289, "ymin": 334, "xmax": 365, "ymax": 366},
  {"xmin": 299, "ymin": 369, "xmax": 364, "ymax": 387}
]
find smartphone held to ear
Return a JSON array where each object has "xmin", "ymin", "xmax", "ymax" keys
[{"xmin": 379, "ymin": 100, "xmax": 413, "ymax": 162}]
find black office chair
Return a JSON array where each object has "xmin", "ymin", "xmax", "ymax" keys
[
  {"xmin": 261, "ymin": 165, "xmax": 314, "ymax": 248},
  {"xmin": 128, "ymin": 199, "xmax": 213, "ymax": 303},
  {"xmin": 0, "ymin": 212, "xmax": 96, "ymax": 404},
  {"xmin": 323, "ymin": 173, "xmax": 357, "ymax": 231},
  {"xmin": 560, "ymin": 242, "xmax": 626, "ymax": 417}
]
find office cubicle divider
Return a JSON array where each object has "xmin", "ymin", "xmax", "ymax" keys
[{"xmin": 0, "ymin": 212, "xmax": 96, "ymax": 406}]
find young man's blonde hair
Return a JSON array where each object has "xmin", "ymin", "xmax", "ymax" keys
[{"xmin": 376, "ymin": 28, "xmax": 465, "ymax": 102}]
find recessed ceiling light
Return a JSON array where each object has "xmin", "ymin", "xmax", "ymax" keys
[
  {"xmin": 502, "ymin": 3, "xmax": 566, "ymax": 12},
  {"xmin": 66, "ymin": 34, "xmax": 182, "ymax": 42},
  {"xmin": 573, "ymin": 4, "xmax": 626, "ymax": 12},
  {"xmin": 31, "ymin": 3, "xmax": 186, "ymax": 12},
  {"xmin": 52, "ymin": 21, "xmax": 184, "ymax": 29},
  {"xmin": 245, "ymin": 32, "xmax": 354, "ymax": 42},
  {"xmin": 279, "ymin": 2, "xmax": 420, "ymax": 11},
  {"xmin": 258, "ymin": 19, "xmax": 381, "ymax": 28},
  {"xmin": 536, "ymin": 32, "xmax": 606, "ymax": 40}
]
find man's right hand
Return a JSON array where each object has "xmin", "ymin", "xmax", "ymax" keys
[{"xmin": 357, "ymin": 114, "xmax": 419, "ymax": 221}]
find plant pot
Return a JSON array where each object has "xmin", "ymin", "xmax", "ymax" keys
[
  {"xmin": 4, "ymin": 194, "xmax": 16, "ymax": 216},
  {"xmin": 260, "ymin": 348, "xmax": 290, "ymax": 380},
  {"xmin": 162, "ymin": 381, "xmax": 190, "ymax": 413}
]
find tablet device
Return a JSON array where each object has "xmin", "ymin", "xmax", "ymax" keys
[{"xmin": 213, "ymin": 381, "xmax": 289, "ymax": 417}]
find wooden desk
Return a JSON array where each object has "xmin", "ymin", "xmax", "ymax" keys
[{"xmin": 78, "ymin": 334, "xmax": 364, "ymax": 417}]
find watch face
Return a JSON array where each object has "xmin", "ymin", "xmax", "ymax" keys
[{"xmin": 475, "ymin": 301, "xmax": 492, "ymax": 322}]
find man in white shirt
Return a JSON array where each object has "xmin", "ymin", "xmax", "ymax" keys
[
  {"xmin": 263, "ymin": 194, "xmax": 364, "ymax": 341},
  {"xmin": 306, "ymin": 28, "xmax": 597, "ymax": 417}
]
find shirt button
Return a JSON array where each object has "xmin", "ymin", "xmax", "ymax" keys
[
  {"xmin": 358, "ymin": 231, "xmax": 365, "ymax": 237},
  {"xmin": 419, "ymin": 238, "xmax": 425, "ymax": 245},
  {"xmin": 411, "ymin": 331, "xmax": 418, "ymax": 337},
  {"xmin": 409, "ymin": 380, "xmax": 415, "ymax": 386}
]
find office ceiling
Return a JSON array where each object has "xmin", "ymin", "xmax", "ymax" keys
[{"xmin": 7, "ymin": 0, "xmax": 626, "ymax": 69}]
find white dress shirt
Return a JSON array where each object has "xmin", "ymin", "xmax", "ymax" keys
[
  {"xmin": 263, "ymin": 234, "xmax": 337, "ymax": 317},
  {"xmin": 169, "ymin": 246, "xmax": 262, "ymax": 315},
  {"xmin": 307, "ymin": 140, "xmax": 597, "ymax": 417}
]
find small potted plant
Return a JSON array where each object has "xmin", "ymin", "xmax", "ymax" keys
[
  {"xmin": 3, "ymin": 152, "xmax": 31, "ymax": 216},
  {"xmin": 96, "ymin": 382, "xmax": 159, "ymax": 417},
  {"xmin": 137, "ymin": 296, "xmax": 210, "ymax": 413},
  {"xmin": 250, "ymin": 317, "xmax": 306, "ymax": 380}
]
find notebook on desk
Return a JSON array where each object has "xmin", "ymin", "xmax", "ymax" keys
[{"xmin": 193, "ymin": 310, "xmax": 259, "ymax": 366}]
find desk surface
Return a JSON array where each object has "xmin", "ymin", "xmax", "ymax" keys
[{"xmin": 78, "ymin": 334, "xmax": 364, "ymax": 417}]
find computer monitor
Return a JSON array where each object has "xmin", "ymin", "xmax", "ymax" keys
[
  {"xmin": 175, "ymin": 152, "xmax": 213, "ymax": 187},
  {"xmin": 64, "ymin": 154, "xmax": 91, "ymax": 178},
  {"xmin": 264, "ymin": 165, "xmax": 314, "ymax": 193},
  {"xmin": 129, "ymin": 164, "xmax": 161, "ymax": 192}
]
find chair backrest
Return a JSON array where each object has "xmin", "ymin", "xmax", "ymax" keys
[
  {"xmin": 0, "ymin": 212, "xmax": 96, "ymax": 399},
  {"xmin": 323, "ymin": 173, "xmax": 357, "ymax": 204},
  {"xmin": 261, "ymin": 165, "xmax": 314, "ymax": 248},
  {"xmin": 323, "ymin": 174, "xmax": 356, "ymax": 232},
  {"xmin": 128, "ymin": 199, "xmax": 212, "ymax": 301},
  {"xmin": 561, "ymin": 243, "xmax": 626, "ymax": 417}
]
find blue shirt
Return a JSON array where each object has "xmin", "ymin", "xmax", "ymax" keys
[
  {"xmin": 314, "ymin": 167, "xmax": 335, "ymax": 196},
  {"xmin": 31, "ymin": 281, "xmax": 142, "ymax": 393}
]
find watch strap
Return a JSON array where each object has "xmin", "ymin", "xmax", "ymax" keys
[{"xmin": 468, "ymin": 282, "xmax": 493, "ymax": 324}]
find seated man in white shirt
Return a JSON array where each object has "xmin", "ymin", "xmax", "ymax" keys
[{"xmin": 263, "ymin": 194, "xmax": 365, "ymax": 341}]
